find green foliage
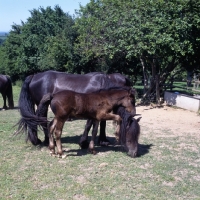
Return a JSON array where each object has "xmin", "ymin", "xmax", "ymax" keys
[
  {"xmin": 2, "ymin": 6, "xmax": 76, "ymax": 80},
  {"xmin": 74, "ymin": 0, "xmax": 200, "ymax": 102},
  {"xmin": 75, "ymin": 0, "xmax": 200, "ymax": 68},
  {"xmin": 1, "ymin": 0, "xmax": 200, "ymax": 86}
]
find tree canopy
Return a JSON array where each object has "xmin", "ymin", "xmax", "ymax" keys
[
  {"xmin": 0, "ymin": 5, "xmax": 76, "ymax": 78},
  {"xmin": 0, "ymin": 1, "xmax": 199, "ymax": 102},
  {"xmin": 74, "ymin": 0, "xmax": 200, "ymax": 102}
]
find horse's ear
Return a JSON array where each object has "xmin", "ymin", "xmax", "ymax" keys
[
  {"xmin": 136, "ymin": 117, "xmax": 142, "ymax": 122},
  {"xmin": 129, "ymin": 88, "xmax": 136, "ymax": 96}
]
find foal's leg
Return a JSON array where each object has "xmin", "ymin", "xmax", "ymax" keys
[
  {"xmin": 49, "ymin": 119, "xmax": 56, "ymax": 155},
  {"xmin": 54, "ymin": 120, "xmax": 65, "ymax": 157},
  {"xmin": 88, "ymin": 120, "xmax": 100, "ymax": 154},
  {"xmin": 99, "ymin": 113, "xmax": 122, "ymax": 139},
  {"xmin": 49, "ymin": 118, "xmax": 65, "ymax": 157}
]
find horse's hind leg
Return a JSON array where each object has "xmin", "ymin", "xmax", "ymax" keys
[
  {"xmin": 36, "ymin": 94, "xmax": 51, "ymax": 146},
  {"xmin": 2, "ymin": 93, "xmax": 8, "ymax": 110},
  {"xmin": 88, "ymin": 120, "xmax": 99, "ymax": 154}
]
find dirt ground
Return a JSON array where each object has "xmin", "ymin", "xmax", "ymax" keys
[{"xmin": 135, "ymin": 104, "xmax": 200, "ymax": 138}]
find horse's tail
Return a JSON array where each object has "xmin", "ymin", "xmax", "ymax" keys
[
  {"xmin": 35, "ymin": 93, "xmax": 52, "ymax": 117},
  {"xmin": 5, "ymin": 75, "xmax": 14, "ymax": 109},
  {"xmin": 15, "ymin": 75, "xmax": 48, "ymax": 144}
]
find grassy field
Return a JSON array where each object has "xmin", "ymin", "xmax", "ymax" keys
[{"xmin": 0, "ymin": 86, "xmax": 200, "ymax": 199}]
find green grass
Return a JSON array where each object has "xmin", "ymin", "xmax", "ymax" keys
[{"xmin": 0, "ymin": 86, "xmax": 200, "ymax": 199}]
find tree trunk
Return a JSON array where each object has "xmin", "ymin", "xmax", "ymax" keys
[
  {"xmin": 140, "ymin": 57, "xmax": 148, "ymax": 93},
  {"xmin": 156, "ymin": 74, "xmax": 160, "ymax": 105}
]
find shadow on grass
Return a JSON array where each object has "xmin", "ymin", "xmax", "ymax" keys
[
  {"xmin": 59, "ymin": 135, "xmax": 152, "ymax": 158},
  {"xmin": 0, "ymin": 106, "xmax": 19, "ymax": 111},
  {"xmin": 138, "ymin": 143, "xmax": 153, "ymax": 157}
]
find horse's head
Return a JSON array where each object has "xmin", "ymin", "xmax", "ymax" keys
[
  {"xmin": 125, "ymin": 117, "xmax": 141, "ymax": 158},
  {"xmin": 121, "ymin": 88, "xmax": 136, "ymax": 116},
  {"xmin": 116, "ymin": 107, "xmax": 141, "ymax": 158}
]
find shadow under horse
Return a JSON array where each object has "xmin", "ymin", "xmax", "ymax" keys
[
  {"xmin": 0, "ymin": 74, "xmax": 14, "ymax": 110},
  {"xmin": 16, "ymin": 70, "xmax": 132, "ymax": 146}
]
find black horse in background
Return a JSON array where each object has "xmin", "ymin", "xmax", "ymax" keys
[
  {"xmin": 16, "ymin": 70, "xmax": 133, "ymax": 146},
  {"xmin": 0, "ymin": 74, "xmax": 14, "ymax": 110}
]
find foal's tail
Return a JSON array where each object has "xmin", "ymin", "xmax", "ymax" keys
[
  {"xmin": 15, "ymin": 75, "xmax": 48, "ymax": 144},
  {"xmin": 5, "ymin": 75, "xmax": 14, "ymax": 109}
]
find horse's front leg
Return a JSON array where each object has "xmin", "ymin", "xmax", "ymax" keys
[
  {"xmin": 98, "ymin": 121, "xmax": 110, "ymax": 146},
  {"xmin": 99, "ymin": 113, "xmax": 122, "ymax": 141},
  {"xmin": 79, "ymin": 119, "xmax": 93, "ymax": 149},
  {"xmin": 88, "ymin": 120, "xmax": 100, "ymax": 155}
]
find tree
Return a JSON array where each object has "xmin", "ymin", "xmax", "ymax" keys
[
  {"xmin": 0, "ymin": 24, "xmax": 23, "ymax": 80},
  {"xmin": 2, "ymin": 6, "xmax": 76, "ymax": 80},
  {"xmin": 75, "ymin": 0, "xmax": 200, "ymax": 103}
]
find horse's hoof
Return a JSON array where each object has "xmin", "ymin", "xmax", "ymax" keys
[
  {"xmin": 50, "ymin": 150, "xmax": 56, "ymax": 156},
  {"xmin": 37, "ymin": 139, "xmax": 42, "ymax": 145},
  {"xmin": 61, "ymin": 154, "xmax": 67, "ymax": 159},
  {"xmin": 50, "ymin": 153, "xmax": 55, "ymax": 157},
  {"xmin": 88, "ymin": 148, "xmax": 93, "ymax": 154},
  {"xmin": 88, "ymin": 149, "xmax": 97, "ymax": 155},
  {"xmin": 79, "ymin": 140, "xmax": 89, "ymax": 149},
  {"xmin": 31, "ymin": 139, "xmax": 42, "ymax": 146}
]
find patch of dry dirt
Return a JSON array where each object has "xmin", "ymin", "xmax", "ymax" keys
[{"xmin": 136, "ymin": 105, "xmax": 200, "ymax": 137}]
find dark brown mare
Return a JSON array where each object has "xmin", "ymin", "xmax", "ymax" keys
[
  {"xmin": 34, "ymin": 87, "xmax": 136, "ymax": 157},
  {"xmin": 0, "ymin": 74, "xmax": 14, "ymax": 110},
  {"xmin": 17, "ymin": 70, "xmax": 132, "ymax": 146}
]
